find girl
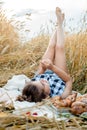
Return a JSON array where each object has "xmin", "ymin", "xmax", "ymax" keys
[{"xmin": 19, "ymin": 7, "xmax": 72, "ymax": 102}]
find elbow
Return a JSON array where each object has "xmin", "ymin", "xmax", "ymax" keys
[
  {"xmin": 67, "ymin": 75, "xmax": 73, "ymax": 83},
  {"xmin": 67, "ymin": 76, "xmax": 73, "ymax": 87},
  {"xmin": 65, "ymin": 76, "xmax": 73, "ymax": 91},
  {"xmin": 69, "ymin": 76, "xmax": 73, "ymax": 83}
]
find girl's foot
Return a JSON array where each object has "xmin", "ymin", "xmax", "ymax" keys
[{"xmin": 56, "ymin": 7, "xmax": 65, "ymax": 26}]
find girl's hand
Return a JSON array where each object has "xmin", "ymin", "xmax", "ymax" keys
[
  {"xmin": 39, "ymin": 61, "xmax": 46, "ymax": 71},
  {"xmin": 41, "ymin": 59, "xmax": 53, "ymax": 70}
]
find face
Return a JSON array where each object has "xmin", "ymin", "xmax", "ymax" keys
[{"xmin": 32, "ymin": 79, "xmax": 50, "ymax": 97}]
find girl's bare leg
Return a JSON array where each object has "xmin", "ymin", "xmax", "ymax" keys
[
  {"xmin": 41, "ymin": 31, "xmax": 56, "ymax": 62},
  {"xmin": 38, "ymin": 28, "xmax": 57, "ymax": 74},
  {"xmin": 54, "ymin": 7, "xmax": 72, "ymax": 99},
  {"xmin": 54, "ymin": 7, "xmax": 68, "ymax": 73}
]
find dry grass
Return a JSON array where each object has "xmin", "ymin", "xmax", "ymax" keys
[
  {"xmin": 65, "ymin": 32, "xmax": 87, "ymax": 93},
  {"xmin": 0, "ymin": 9, "xmax": 20, "ymax": 54},
  {"xmin": 0, "ymin": 99, "xmax": 87, "ymax": 130},
  {"xmin": 0, "ymin": 10, "xmax": 87, "ymax": 94},
  {"xmin": 0, "ymin": 115, "xmax": 87, "ymax": 130}
]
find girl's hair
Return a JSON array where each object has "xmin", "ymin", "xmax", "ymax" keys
[{"xmin": 17, "ymin": 82, "xmax": 47, "ymax": 102}]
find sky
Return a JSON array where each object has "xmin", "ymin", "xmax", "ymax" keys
[
  {"xmin": 2, "ymin": 0, "xmax": 87, "ymax": 12},
  {"xmin": 1, "ymin": 0, "xmax": 87, "ymax": 42}
]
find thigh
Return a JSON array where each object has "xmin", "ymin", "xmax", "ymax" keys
[
  {"xmin": 54, "ymin": 45, "xmax": 68, "ymax": 73},
  {"xmin": 42, "ymin": 30, "xmax": 57, "ymax": 62},
  {"xmin": 42, "ymin": 42, "xmax": 55, "ymax": 62}
]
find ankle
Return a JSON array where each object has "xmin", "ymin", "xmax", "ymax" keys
[{"xmin": 56, "ymin": 22, "xmax": 63, "ymax": 28}]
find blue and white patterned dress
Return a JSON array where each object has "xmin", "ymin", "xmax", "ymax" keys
[{"xmin": 31, "ymin": 69, "xmax": 65, "ymax": 97}]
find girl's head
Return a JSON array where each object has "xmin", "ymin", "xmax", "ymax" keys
[{"xmin": 17, "ymin": 79, "xmax": 50, "ymax": 102}]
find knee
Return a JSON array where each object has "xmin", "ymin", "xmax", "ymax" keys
[{"xmin": 55, "ymin": 44, "xmax": 64, "ymax": 51}]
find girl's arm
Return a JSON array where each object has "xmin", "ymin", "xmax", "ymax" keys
[
  {"xmin": 41, "ymin": 59, "xmax": 72, "ymax": 98},
  {"xmin": 50, "ymin": 65, "xmax": 70, "ymax": 82},
  {"xmin": 50, "ymin": 64, "xmax": 72, "ymax": 98},
  {"xmin": 36, "ymin": 61, "xmax": 46, "ymax": 74},
  {"xmin": 41, "ymin": 59, "xmax": 70, "ymax": 82},
  {"xmin": 61, "ymin": 79, "xmax": 72, "ymax": 99}
]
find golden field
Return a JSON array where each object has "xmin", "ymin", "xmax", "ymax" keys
[{"xmin": 0, "ymin": 10, "xmax": 87, "ymax": 94}]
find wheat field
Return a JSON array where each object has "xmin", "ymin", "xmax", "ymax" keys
[{"xmin": 0, "ymin": 10, "xmax": 87, "ymax": 94}]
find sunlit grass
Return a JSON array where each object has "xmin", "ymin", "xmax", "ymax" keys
[
  {"xmin": 65, "ymin": 33, "xmax": 87, "ymax": 93},
  {"xmin": 0, "ymin": 9, "xmax": 20, "ymax": 54},
  {"xmin": 0, "ymin": 10, "xmax": 87, "ymax": 94}
]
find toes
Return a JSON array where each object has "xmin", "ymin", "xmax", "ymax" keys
[
  {"xmin": 56, "ymin": 7, "xmax": 61, "ymax": 13},
  {"xmin": 62, "ymin": 13, "xmax": 65, "ymax": 19},
  {"xmin": 55, "ymin": 7, "xmax": 65, "ymax": 25}
]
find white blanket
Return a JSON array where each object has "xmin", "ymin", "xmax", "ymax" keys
[
  {"xmin": 0, "ymin": 74, "xmax": 35, "ymax": 106},
  {"xmin": 0, "ymin": 74, "xmax": 72, "ymax": 119}
]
